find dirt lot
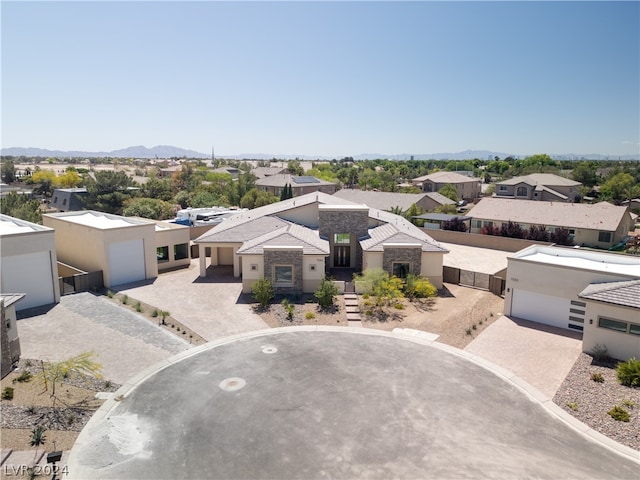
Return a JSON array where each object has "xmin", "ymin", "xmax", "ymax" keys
[{"xmin": 256, "ymin": 283, "xmax": 505, "ymax": 350}]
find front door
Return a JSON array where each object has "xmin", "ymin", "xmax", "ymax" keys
[{"xmin": 334, "ymin": 246, "xmax": 351, "ymax": 267}]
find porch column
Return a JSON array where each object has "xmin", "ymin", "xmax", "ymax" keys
[
  {"xmin": 199, "ymin": 248, "xmax": 207, "ymax": 277},
  {"xmin": 233, "ymin": 246, "xmax": 240, "ymax": 277}
]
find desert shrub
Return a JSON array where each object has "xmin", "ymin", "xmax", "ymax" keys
[
  {"xmin": 404, "ymin": 274, "xmax": 437, "ymax": 300},
  {"xmin": 2, "ymin": 387, "xmax": 14, "ymax": 400},
  {"xmin": 616, "ymin": 358, "xmax": 640, "ymax": 387},
  {"xmin": 353, "ymin": 268, "xmax": 389, "ymax": 296},
  {"xmin": 472, "ymin": 324, "xmax": 477, "ymax": 330},
  {"xmin": 365, "ymin": 310, "xmax": 373, "ymax": 316},
  {"xmin": 26, "ymin": 405, "xmax": 37, "ymax": 414},
  {"xmin": 622, "ymin": 399, "xmax": 635, "ymax": 408},
  {"xmin": 151, "ymin": 309, "xmax": 159, "ymax": 318},
  {"xmin": 305, "ymin": 312, "xmax": 315, "ymax": 320},
  {"xmin": 281, "ymin": 299, "xmax": 295, "ymax": 320},
  {"xmin": 252, "ymin": 277, "xmax": 274, "ymax": 308},
  {"xmin": 394, "ymin": 303, "xmax": 404, "ymax": 310},
  {"xmin": 465, "ymin": 328, "xmax": 472, "ymax": 336},
  {"xmin": 120, "ymin": 295, "xmax": 128, "ymax": 305},
  {"xmin": 135, "ymin": 302, "xmax": 143, "ymax": 312},
  {"xmin": 608, "ymin": 405, "xmax": 630, "ymax": 422},
  {"xmin": 14, "ymin": 371, "xmax": 32, "ymax": 383},
  {"xmin": 566, "ymin": 402, "xmax": 579, "ymax": 411},
  {"xmin": 590, "ymin": 344, "xmax": 610, "ymax": 363},
  {"xmin": 107, "ymin": 290, "xmax": 115, "ymax": 298},
  {"xmin": 314, "ymin": 277, "xmax": 338, "ymax": 310},
  {"xmin": 590, "ymin": 372, "xmax": 604, "ymax": 383}
]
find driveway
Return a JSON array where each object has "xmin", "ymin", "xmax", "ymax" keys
[
  {"xmin": 115, "ymin": 260, "xmax": 267, "ymax": 342},
  {"xmin": 17, "ymin": 293, "xmax": 191, "ymax": 385},
  {"xmin": 464, "ymin": 315, "xmax": 583, "ymax": 398}
]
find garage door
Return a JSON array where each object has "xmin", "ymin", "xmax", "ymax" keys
[
  {"xmin": 1, "ymin": 252, "xmax": 55, "ymax": 310},
  {"xmin": 218, "ymin": 247, "xmax": 234, "ymax": 265},
  {"xmin": 108, "ymin": 240, "xmax": 145, "ymax": 286},
  {"xmin": 511, "ymin": 289, "xmax": 570, "ymax": 330}
]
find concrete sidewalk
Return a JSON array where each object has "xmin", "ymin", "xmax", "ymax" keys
[{"xmin": 465, "ymin": 315, "xmax": 583, "ymax": 398}]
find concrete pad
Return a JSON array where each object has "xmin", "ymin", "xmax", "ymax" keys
[
  {"xmin": 68, "ymin": 329, "xmax": 639, "ymax": 480},
  {"xmin": 465, "ymin": 316, "xmax": 583, "ymax": 398},
  {"xmin": 116, "ymin": 260, "xmax": 267, "ymax": 341},
  {"xmin": 17, "ymin": 293, "xmax": 191, "ymax": 384},
  {"xmin": 439, "ymin": 242, "xmax": 511, "ymax": 275}
]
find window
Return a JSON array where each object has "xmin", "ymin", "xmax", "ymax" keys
[
  {"xmin": 472, "ymin": 220, "xmax": 482, "ymax": 228},
  {"xmin": 251, "ymin": 264, "xmax": 258, "ymax": 271},
  {"xmin": 571, "ymin": 300, "xmax": 586, "ymax": 307},
  {"xmin": 157, "ymin": 246, "xmax": 169, "ymax": 262},
  {"xmin": 516, "ymin": 186, "xmax": 527, "ymax": 197},
  {"xmin": 274, "ymin": 265, "xmax": 293, "ymax": 285},
  {"xmin": 568, "ymin": 324, "xmax": 583, "ymax": 332},
  {"xmin": 392, "ymin": 262, "xmax": 410, "ymax": 278},
  {"xmin": 568, "ymin": 316, "xmax": 584, "ymax": 323},
  {"xmin": 499, "ymin": 186, "xmax": 507, "ymax": 191},
  {"xmin": 598, "ymin": 317, "xmax": 627, "ymax": 333},
  {"xmin": 62, "ymin": 198, "xmax": 67, "ymax": 206},
  {"xmin": 334, "ymin": 233, "xmax": 350, "ymax": 244},
  {"xmin": 174, "ymin": 243, "xmax": 189, "ymax": 260},
  {"xmin": 569, "ymin": 308, "xmax": 585, "ymax": 315},
  {"xmin": 630, "ymin": 324, "xmax": 640, "ymax": 336},
  {"xmin": 598, "ymin": 231, "xmax": 612, "ymax": 243}
]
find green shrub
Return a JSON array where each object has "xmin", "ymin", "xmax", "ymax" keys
[
  {"xmin": 281, "ymin": 299, "xmax": 294, "ymax": 320},
  {"xmin": 14, "ymin": 371, "xmax": 32, "ymax": 383},
  {"xmin": 622, "ymin": 399, "xmax": 635, "ymax": 408},
  {"xmin": 2, "ymin": 387, "xmax": 14, "ymax": 400},
  {"xmin": 314, "ymin": 277, "xmax": 338, "ymax": 309},
  {"xmin": 135, "ymin": 302, "xmax": 143, "ymax": 312},
  {"xmin": 472, "ymin": 324, "xmax": 477, "ymax": 330},
  {"xmin": 590, "ymin": 372, "xmax": 604, "ymax": 383},
  {"xmin": 590, "ymin": 344, "xmax": 610, "ymax": 363},
  {"xmin": 566, "ymin": 402, "xmax": 579, "ymax": 411},
  {"xmin": 616, "ymin": 358, "xmax": 640, "ymax": 387},
  {"xmin": 305, "ymin": 312, "xmax": 315, "ymax": 320},
  {"xmin": 404, "ymin": 274, "xmax": 438, "ymax": 300},
  {"xmin": 120, "ymin": 295, "xmax": 128, "ymax": 305},
  {"xmin": 151, "ymin": 309, "xmax": 159, "ymax": 318},
  {"xmin": 107, "ymin": 290, "xmax": 115, "ymax": 298},
  {"xmin": 465, "ymin": 328, "xmax": 472, "ymax": 336},
  {"xmin": 394, "ymin": 303, "xmax": 404, "ymax": 310},
  {"xmin": 608, "ymin": 405, "xmax": 630, "ymax": 422},
  {"xmin": 252, "ymin": 277, "xmax": 274, "ymax": 308}
]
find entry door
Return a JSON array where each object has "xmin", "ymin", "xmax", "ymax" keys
[{"xmin": 334, "ymin": 246, "xmax": 351, "ymax": 267}]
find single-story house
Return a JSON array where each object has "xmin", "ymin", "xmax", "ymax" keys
[
  {"xmin": 411, "ymin": 171, "xmax": 481, "ymax": 201},
  {"xmin": 50, "ymin": 187, "xmax": 88, "ymax": 212},
  {"xmin": 468, "ymin": 198, "xmax": 635, "ymax": 249},
  {"xmin": 0, "ymin": 215, "xmax": 61, "ymax": 311},
  {"xmin": 412, "ymin": 213, "xmax": 472, "ymax": 231},
  {"xmin": 250, "ymin": 166, "xmax": 287, "ymax": 179},
  {"xmin": 332, "ymin": 189, "xmax": 454, "ymax": 213},
  {"xmin": 494, "ymin": 173, "xmax": 582, "ymax": 202},
  {"xmin": 579, "ymin": 280, "xmax": 639, "ymax": 361},
  {"xmin": 503, "ymin": 245, "xmax": 640, "ymax": 359},
  {"xmin": 194, "ymin": 192, "xmax": 448, "ymax": 294},
  {"xmin": 43, "ymin": 211, "xmax": 159, "ymax": 288},
  {"xmin": 621, "ymin": 198, "xmax": 640, "ymax": 214},
  {"xmin": 255, "ymin": 175, "xmax": 337, "ymax": 198},
  {"xmin": 211, "ymin": 167, "xmax": 240, "ymax": 179},
  {"xmin": 150, "ymin": 220, "xmax": 191, "ymax": 272},
  {"xmin": 1, "ymin": 294, "xmax": 24, "ymax": 377}
]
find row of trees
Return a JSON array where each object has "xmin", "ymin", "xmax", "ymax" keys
[{"xmin": 480, "ymin": 221, "xmax": 574, "ymax": 246}]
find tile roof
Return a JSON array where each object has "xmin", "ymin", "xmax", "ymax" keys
[
  {"xmin": 360, "ymin": 223, "xmax": 447, "ymax": 253},
  {"xmin": 579, "ymin": 279, "xmax": 640, "ymax": 309},
  {"xmin": 255, "ymin": 174, "xmax": 336, "ymax": 188},
  {"xmin": 195, "ymin": 216, "xmax": 290, "ymax": 243},
  {"xmin": 332, "ymin": 190, "xmax": 453, "ymax": 211},
  {"xmin": 469, "ymin": 198, "xmax": 630, "ymax": 231},
  {"xmin": 412, "ymin": 171, "xmax": 480, "ymax": 184},
  {"xmin": 497, "ymin": 173, "xmax": 580, "ymax": 187},
  {"xmin": 237, "ymin": 222, "xmax": 329, "ymax": 255}
]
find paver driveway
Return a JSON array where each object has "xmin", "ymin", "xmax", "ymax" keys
[{"xmin": 115, "ymin": 260, "xmax": 267, "ymax": 341}]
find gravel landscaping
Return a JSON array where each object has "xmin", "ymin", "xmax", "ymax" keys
[{"xmin": 553, "ymin": 353, "xmax": 639, "ymax": 451}]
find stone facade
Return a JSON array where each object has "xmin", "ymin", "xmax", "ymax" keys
[
  {"xmin": 264, "ymin": 249, "xmax": 304, "ymax": 294},
  {"xmin": 319, "ymin": 208, "xmax": 369, "ymax": 270},
  {"xmin": 382, "ymin": 246, "xmax": 422, "ymax": 277}
]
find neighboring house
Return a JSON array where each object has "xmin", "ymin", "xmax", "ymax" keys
[
  {"xmin": 255, "ymin": 175, "xmax": 338, "ymax": 197},
  {"xmin": 211, "ymin": 167, "xmax": 240, "ymax": 179},
  {"xmin": 494, "ymin": 174, "xmax": 582, "ymax": 202},
  {"xmin": 1, "ymin": 294, "xmax": 24, "ymax": 377},
  {"xmin": 251, "ymin": 166, "xmax": 287, "ymax": 179},
  {"xmin": 157, "ymin": 165, "xmax": 182, "ymax": 178},
  {"xmin": 51, "ymin": 187, "xmax": 88, "ymax": 212},
  {"xmin": 411, "ymin": 172, "xmax": 481, "ymax": 201},
  {"xmin": 621, "ymin": 198, "xmax": 640, "ymax": 214},
  {"xmin": 332, "ymin": 189, "xmax": 454, "ymax": 213},
  {"xmin": 0, "ymin": 215, "xmax": 61, "ymax": 311},
  {"xmin": 503, "ymin": 245, "xmax": 640, "ymax": 359},
  {"xmin": 468, "ymin": 198, "xmax": 635, "ymax": 249},
  {"xmin": 43, "ymin": 211, "xmax": 160, "ymax": 288},
  {"xmin": 142, "ymin": 219, "xmax": 192, "ymax": 272},
  {"xmin": 579, "ymin": 280, "xmax": 640, "ymax": 361},
  {"xmin": 412, "ymin": 213, "xmax": 472, "ymax": 231},
  {"xmin": 194, "ymin": 192, "xmax": 448, "ymax": 294}
]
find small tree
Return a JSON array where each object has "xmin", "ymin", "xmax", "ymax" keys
[
  {"xmin": 442, "ymin": 217, "xmax": 467, "ymax": 232},
  {"xmin": 480, "ymin": 224, "xmax": 499, "ymax": 236},
  {"xmin": 550, "ymin": 227, "xmax": 574, "ymax": 246},
  {"xmin": 526, "ymin": 224, "xmax": 550, "ymax": 242},
  {"xmin": 252, "ymin": 277, "xmax": 274, "ymax": 308},
  {"xmin": 36, "ymin": 353, "xmax": 102, "ymax": 407},
  {"xmin": 500, "ymin": 220, "xmax": 525, "ymax": 239},
  {"xmin": 30, "ymin": 425, "xmax": 46, "ymax": 465},
  {"xmin": 314, "ymin": 277, "xmax": 338, "ymax": 310}
]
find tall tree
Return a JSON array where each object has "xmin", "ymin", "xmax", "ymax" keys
[
  {"xmin": 1, "ymin": 160, "xmax": 16, "ymax": 183},
  {"xmin": 83, "ymin": 171, "xmax": 136, "ymax": 214}
]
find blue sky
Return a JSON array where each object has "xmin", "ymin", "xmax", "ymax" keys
[{"xmin": 2, "ymin": 1, "xmax": 639, "ymax": 157}]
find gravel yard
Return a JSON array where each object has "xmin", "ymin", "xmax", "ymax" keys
[{"xmin": 553, "ymin": 353, "xmax": 639, "ymax": 451}]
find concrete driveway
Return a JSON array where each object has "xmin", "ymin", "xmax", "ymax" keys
[
  {"xmin": 17, "ymin": 293, "xmax": 191, "ymax": 385},
  {"xmin": 465, "ymin": 315, "xmax": 583, "ymax": 398},
  {"xmin": 115, "ymin": 260, "xmax": 267, "ymax": 342}
]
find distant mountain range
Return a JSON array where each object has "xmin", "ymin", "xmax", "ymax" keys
[{"xmin": 1, "ymin": 145, "xmax": 638, "ymax": 161}]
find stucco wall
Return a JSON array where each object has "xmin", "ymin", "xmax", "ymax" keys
[
  {"xmin": 155, "ymin": 225, "xmax": 191, "ymax": 271},
  {"xmin": 420, "ymin": 252, "xmax": 444, "ymax": 289},
  {"xmin": 425, "ymin": 229, "xmax": 551, "ymax": 252},
  {"xmin": 582, "ymin": 302, "xmax": 640, "ymax": 361}
]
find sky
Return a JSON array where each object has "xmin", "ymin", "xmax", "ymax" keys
[{"xmin": 2, "ymin": 1, "xmax": 639, "ymax": 158}]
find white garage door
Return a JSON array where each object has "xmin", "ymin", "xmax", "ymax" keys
[
  {"xmin": 108, "ymin": 240, "xmax": 145, "ymax": 286},
  {"xmin": 1, "ymin": 252, "xmax": 55, "ymax": 310},
  {"xmin": 511, "ymin": 289, "xmax": 570, "ymax": 330}
]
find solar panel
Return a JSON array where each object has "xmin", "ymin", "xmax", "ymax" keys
[{"xmin": 293, "ymin": 176, "xmax": 320, "ymax": 184}]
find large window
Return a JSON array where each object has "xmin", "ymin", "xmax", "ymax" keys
[
  {"xmin": 274, "ymin": 265, "xmax": 293, "ymax": 285},
  {"xmin": 334, "ymin": 233, "xmax": 350, "ymax": 244},
  {"xmin": 598, "ymin": 317, "xmax": 629, "ymax": 333},
  {"xmin": 598, "ymin": 231, "xmax": 612, "ymax": 243},
  {"xmin": 174, "ymin": 243, "xmax": 189, "ymax": 260},
  {"xmin": 516, "ymin": 186, "xmax": 528, "ymax": 197},
  {"xmin": 392, "ymin": 262, "xmax": 410, "ymax": 279},
  {"xmin": 157, "ymin": 246, "xmax": 169, "ymax": 262}
]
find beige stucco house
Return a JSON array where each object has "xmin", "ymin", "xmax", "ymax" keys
[
  {"xmin": 495, "ymin": 173, "xmax": 582, "ymax": 202},
  {"xmin": 332, "ymin": 189, "xmax": 454, "ymax": 213},
  {"xmin": 195, "ymin": 192, "xmax": 448, "ymax": 294},
  {"xmin": 468, "ymin": 198, "xmax": 635, "ymax": 249},
  {"xmin": 504, "ymin": 245, "xmax": 640, "ymax": 359},
  {"xmin": 43, "ymin": 211, "xmax": 159, "ymax": 288},
  {"xmin": 0, "ymin": 215, "xmax": 60, "ymax": 311},
  {"xmin": 411, "ymin": 171, "xmax": 481, "ymax": 201},
  {"xmin": 255, "ymin": 175, "xmax": 338, "ymax": 198}
]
